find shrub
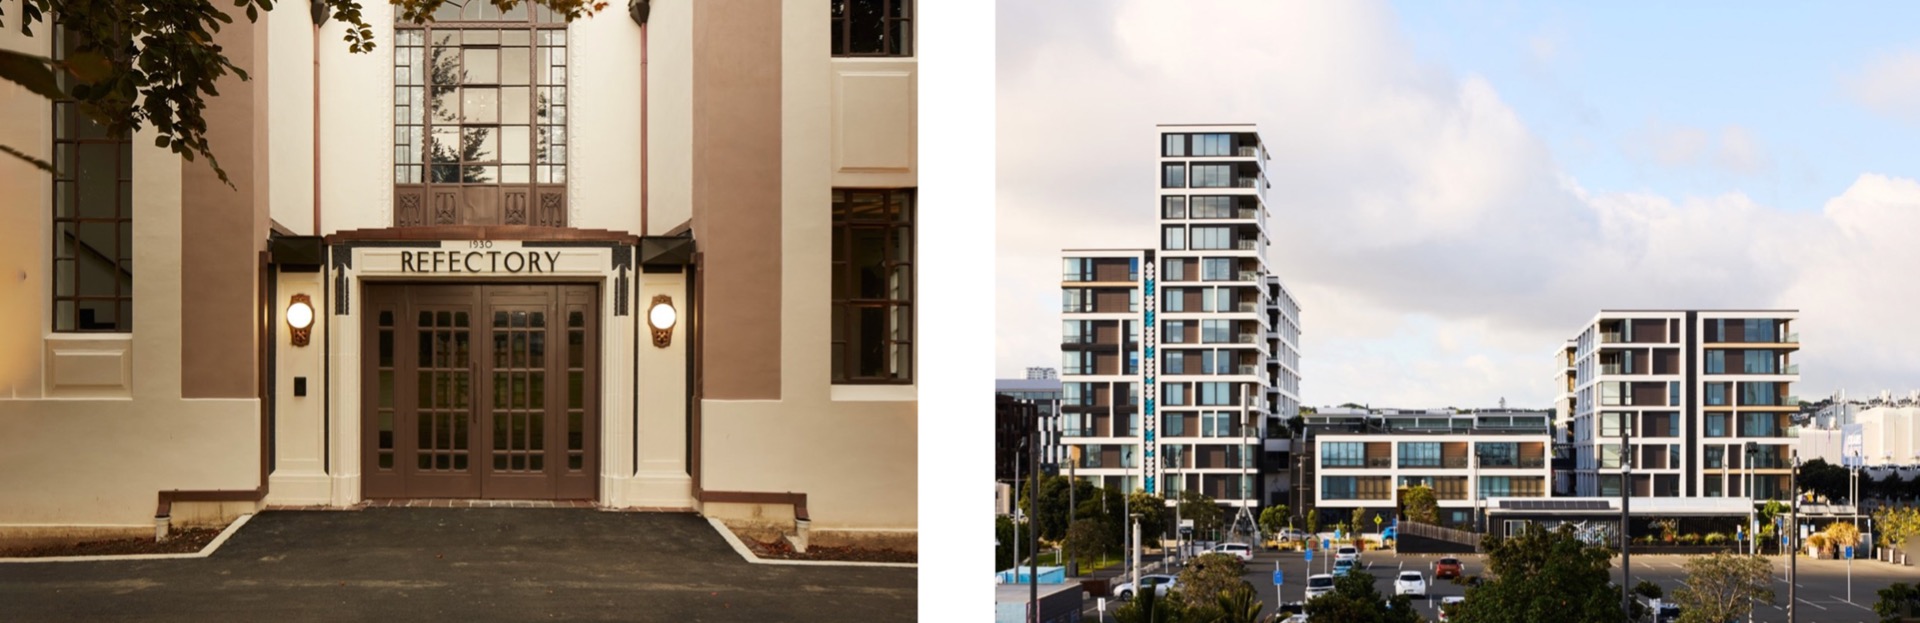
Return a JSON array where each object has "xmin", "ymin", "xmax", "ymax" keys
[
  {"xmin": 1678, "ymin": 533, "xmax": 1700, "ymax": 545},
  {"xmin": 1704, "ymin": 532, "xmax": 1727, "ymax": 545},
  {"xmin": 1808, "ymin": 533, "xmax": 1831, "ymax": 554}
]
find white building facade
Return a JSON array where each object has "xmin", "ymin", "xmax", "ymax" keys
[
  {"xmin": 1566, "ymin": 310, "xmax": 1800, "ymax": 501},
  {"xmin": 1059, "ymin": 124, "xmax": 1303, "ymax": 513}
]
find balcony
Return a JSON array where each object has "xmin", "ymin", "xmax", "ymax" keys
[
  {"xmin": 1236, "ymin": 177, "xmax": 1261, "ymax": 188},
  {"xmin": 1236, "ymin": 146, "xmax": 1260, "ymax": 158},
  {"xmin": 1238, "ymin": 301, "xmax": 1260, "ymax": 312},
  {"xmin": 1238, "ymin": 365, "xmax": 1258, "ymax": 376},
  {"xmin": 1601, "ymin": 332, "xmax": 1624, "ymax": 343},
  {"xmin": 1236, "ymin": 239, "xmax": 1259, "ymax": 251},
  {"xmin": 1784, "ymin": 363, "xmax": 1799, "ymax": 375},
  {"xmin": 1238, "ymin": 270, "xmax": 1260, "ymax": 281},
  {"xmin": 1236, "ymin": 208, "xmax": 1259, "ymax": 220},
  {"xmin": 1237, "ymin": 333, "xmax": 1259, "ymax": 344}
]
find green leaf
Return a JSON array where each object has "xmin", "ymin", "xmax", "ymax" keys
[
  {"xmin": 156, "ymin": 135, "xmax": 171, "ymax": 149},
  {"xmin": 62, "ymin": 51, "xmax": 113, "ymax": 84},
  {"xmin": 0, "ymin": 48, "xmax": 66, "ymax": 101}
]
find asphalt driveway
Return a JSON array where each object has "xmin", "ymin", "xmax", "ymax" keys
[{"xmin": 0, "ymin": 509, "xmax": 915, "ymax": 622}]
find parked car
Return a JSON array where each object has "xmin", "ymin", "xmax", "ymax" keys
[
  {"xmin": 1276, "ymin": 528, "xmax": 1311, "ymax": 542},
  {"xmin": 1394, "ymin": 571, "xmax": 1426, "ymax": 597},
  {"xmin": 1637, "ymin": 597, "xmax": 1680, "ymax": 623},
  {"xmin": 1335, "ymin": 545, "xmax": 1360, "ymax": 564},
  {"xmin": 1333, "ymin": 558, "xmax": 1356, "ymax": 577},
  {"xmin": 1113, "ymin": 574, "xmax": 1177, "ymax": 600},
  {"xmin": 1434, "ymin": 556, "xmax": 1464, "ymax": 579},
  {"xmin": 1305, "ymin": 574, "xmax": 1336, "ymax": 600},
  {"xmin": 1438, "ymin": 596, "xmax": 1465, "ymax": 621},
  {"xmin": 1211, "ymin": 542, "xmax": 1255, "ymax": 562}
]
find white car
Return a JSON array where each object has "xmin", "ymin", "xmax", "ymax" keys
[
  {"xmin": 1438, "ymin": 596, "xmax": 1465, "ymax": 621},
  {"xmin": 1275, "ymin": 528, "xmax": 1311, "ymax": 542},
  {"xmin": 1304, "ymin": 573, "xmax": 1336, "ymax": 600},
  {"xmin": 1211, "ymin": 542, "xmax": 1254, "ymax": 562},
  {"xmin": 1112, "ymin": 574, "xmax": 1178, "ymax": 600},
  {"xmin": 1394, "ymin": 571, "xmax": 1426, "ymax": 597},
  {"xmin": 1334, "ymin": 545, "xmax": 1359, "ymax": 564}
]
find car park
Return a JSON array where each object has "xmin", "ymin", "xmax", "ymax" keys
[
  {"xmin": 1433, "ymin": 557, "xmax": 1463, "ymax": 579},
  {"xmin": 1305, "ymin": 574, "xmax": 1336, "ymax": 600},
  {"xmin": 1394, "ymin": 571, "xmax": 1426, "ymax": 597},
  {"xmin": 1438, "ymin": 596, "xmax": 1465, "ymax": 621},
  {"xmin": 1112, "ymin": 574, "xmax": 1177, "ymax": 600}
]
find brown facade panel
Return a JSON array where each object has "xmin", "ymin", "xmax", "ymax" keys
[
  {"xmin": 1094, "ymin": 290, "xmax": 1131, "ymax": 313},
  {"xmin": 692, "ymin": 0, "xmax": 783, "ymax": 399},
  {"xmin": 181, "ymin": 10, "xmax": 263, "ymax": 399},
  {"xmin": 1630, "ymin": 319, "xmax": 1666, "ymax": 343},
  {"xmin": 1092, "ymin": 258, "xmax": 1134, "ymax": 282}
]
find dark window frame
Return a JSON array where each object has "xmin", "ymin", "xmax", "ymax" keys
[
  {"xmin": 831, "ymin": 188, "xmax": 915, "ymax": 384},
  {"xmin": 394, "ymin": 3, "xmax": 569, "ymax": 227},
  {"xmin": 51, "ymin": 24, "xmax": 134, "ymax": 333},
  {"xmin": 831, "ymin": 0, "xmax": 913, "ymax": 57}
]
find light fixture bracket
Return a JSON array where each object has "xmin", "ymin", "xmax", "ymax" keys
[
  {"xmin": 648, "ymin": 294, "xmax": 675, "ymax": 348},
  {"xmin": 289, "ymin": 293, "xmax": 315, "ymax": 347}
]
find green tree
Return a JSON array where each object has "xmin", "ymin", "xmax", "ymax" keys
[
  {"xmin": 1304, "ymin": 569, "xmax": 1418, "ymax": 623},
  {"xmin": 1798, "ymin": 458, "xmax": 1851, "ymax": 503},
  {"xmin": 1875, "ymin": 506, "xmax": 1920, "ymax": 549},
  {"xmin": 1205, "ymin": 582, "xmax": 1265, "ymax": 623},
  {"xmin": 1178, "ymin": 490, "xmax": 1225, "ymax": 539},
  {"xmin": 1449, "ymin": 524, "xmax": 1623, "ymax": 623},
  {"xmin": 1129, "ymin": 490, "xmax": 1170, "ymax": 549},
  {"xmin": 995, "ymin": 514, "xmax": 1017, "ymax": 571},
  {"xmin": 1114, "ymin": 585, "xmax": 1189, "ymax": 623},
  {"xmin": 1633, "ymin": 579, "xmax": 1663, "ymax": 600},
  {"xmin": 1306, "ymin": 508, "xmax": 1321, "ymax": 538},
  {"xmin": 1874, "ymin": 582, "xmax": 1920, "ymax": 623},
  {"xmin": 1353, "ymin": 508, "xmax": 1373, "ymax": 536},
  {"xmin": 0, "ymin": 0, "xmax": 606, "ymax": 183},
  {"xmin": 1670, "ymin": 552, "xmax": 1774, "ymax": 623},
  {"xmin": 1402, "ymin": 485, "xmax": 1439, "ymax": 524},
  {"xmin": 1176, "ymin": 553, "xmax": 1248, "ymax": 610},
  {"xmin": 1258, "ymin": 504, "xmax": 1291, "ymax": 539},
  {"xmin": 1017, "ymin": 474, "xmax": 1081, "ymax": 542},
  {"xmin": 1066, "ymin": 517, "xmax": 1114, "ymax": 563}
]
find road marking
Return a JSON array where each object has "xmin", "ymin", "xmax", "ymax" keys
[{"xmin": 1797, "ymin": 597, "xmax": 1828, "ymax": 610}]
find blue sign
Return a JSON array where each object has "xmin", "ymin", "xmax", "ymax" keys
[
  {"xmin": 1845, "ymin": 546, "xmax": 1854, "ymax": 559},
  {"xmin": 1304, "ymin": 549, "xmax": 1313, "ymax": 562},
  {"xmin": 1274, "ymin": 570, "xmax": 1284, "ymax": 585},
  {"xmin": 1321, "ymin": 538, "xmax": 1330, "ymax": 550}
]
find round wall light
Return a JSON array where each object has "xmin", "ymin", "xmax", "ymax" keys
[
  {"xmin": 287, "ymin": 293, "xmax": 315, "ymax": 347},
  {"xmin": 647, "ymin": 294, "xmax": 676, "ymax": 348}
]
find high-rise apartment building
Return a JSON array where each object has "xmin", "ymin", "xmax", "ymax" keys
[
  {"xmin": 1564, "ymin": 311, "xmax": 1800, "ymax": 501},
  {"xmin": 1059, "ymin": 124, "xmax": 1301, "ymax": 514}
]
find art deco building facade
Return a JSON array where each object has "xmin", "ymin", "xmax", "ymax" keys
[
  {"xmin": 0, "ymin": 0, "xmax": 917, "ymax": 547},
  {"xmin": 1565, "ymin": 311, "xmax": 1800, "ymax": 502},
  {"xmin": 1059, "ymin": 124, "xmax": 1302, "ymax": 513}
]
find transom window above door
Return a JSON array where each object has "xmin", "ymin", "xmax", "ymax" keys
[{"xmin": 394, "ymin": 2, "xmax": 569, "ymax": 227}]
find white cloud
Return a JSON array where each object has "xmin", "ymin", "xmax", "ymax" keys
[
  {"xmin": 1623, "ymin": 120, "xmax": 1771, "ymax": 175},
  {"xmin": 997, "ymin": 0, "xmax": 1920, "ymax": 407},
  {"xmin": 1844, "ymin": 49, "xmax": 1920, "ymax": 125}
]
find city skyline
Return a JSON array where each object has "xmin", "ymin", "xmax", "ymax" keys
[{"xmin": 996, "ymin": 1, "xmax": 1920, "ymax": 409}]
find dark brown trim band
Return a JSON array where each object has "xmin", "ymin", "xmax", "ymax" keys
[{"xmin": 327, "ymin": 225, "xmax": 641, "ymax": 245}]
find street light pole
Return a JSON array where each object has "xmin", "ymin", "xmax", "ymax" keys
[
  {"xmin": 1788, "ymin": 449, "xmax": 1799, "ymax": 623},
  {"xmin": 1027, "ymin": 400, "xmax": 1039, "ymax": 623},
  {"xmin": 1620, "ymin": 416, "xmax": 1633, "ymax": 620}
]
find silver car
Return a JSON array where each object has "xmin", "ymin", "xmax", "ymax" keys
[{"xmin": 1113, "ymin": 574, "xmax": 1178, "ymax": 600}]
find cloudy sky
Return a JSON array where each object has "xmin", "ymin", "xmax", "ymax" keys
[{"xmin": 994, "ymin": 1, "xmax": 1920, "ymax": 409}]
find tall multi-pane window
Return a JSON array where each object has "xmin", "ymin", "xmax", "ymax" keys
[
  {"xmin": 831, "ymin": 189, "xmax": 914, "ymax": 383},
  {"xmin": 1322, "ymin": 442, "xmax": 1363, "ymax": 467},
  {"xmin": 1162, "ymin": 164, "xmax": 1186, "ymax": 188},
  {"xmin": 1190, "ymin": 134, "xmax": 1232, "ymax": 156},
  {"xmin": 1705, "ymin": 350, "xmax": 1725, "ymax": 373},
  {"xmin": 1189, "ymin": 196, "xmax": 1233, "ymax": 218},
  {"xmin": 1162, "ymin": 133, "xmax": 1187, "ymax": 157},
  {"xmin": 1162, "ymin": 226, "xmax": 1186, "ymax": 250},
  {"xmin": 1201, "ymin": 258, "xmax": 1232, "ymax": 281},
  {"xmin": 1162, "ymin": 196, "xmax": 1186, "ymax": 219},
  {"xmin": 1190, "ymin": 227, "xmax": 1231, "ymax": 250},
  {"xmin": 1399, "ymin": 442, "xmax": 1441, "ymax": 467},
  {"xmin": 1189, "ymin": 164, "xmax": 1232, "ymax": 188},
  {"xmin": 395, "ymin": 3, "xmax": 569, "ymax": 226},
  {"xmin": 51, "ymin": 27, "xmax": 134, "ymax": 332},
  {"xmin": 831, "ymin": 0, "xmax": 912, "ymax": 56}
]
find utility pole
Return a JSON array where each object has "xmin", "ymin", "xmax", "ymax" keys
[
  {"xmin": 1788, "ymin": 449, "xmax": 1798, "ymax": 623},
  {"xmin": 1068, "ymin": 447, "xmax": 1077, "ymax": 577},
  {"xmin": 1620, "ymin": 415, "xmax": 1633, "ymax": 620},
  {"xmin": 1027, "ymin": 400, "xmax": 1039, "ymax": 623}
]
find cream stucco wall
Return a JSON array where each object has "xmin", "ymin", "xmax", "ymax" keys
[
  {"xmin": 566, "ymin": 10, "xmax": 644, "ymax": 233},
  {"xmin": 644, "ymin": 0, "xmax": 693, "ymax": 235},
  {"xmin": 267, "ymin": 3, "xmax": 316, "ymax": 235},
  {"xmin": 695, "ymin": 0, "xmax": 917, "ymax": 533},
  {"xmin": 316, "ymin": 2, "xmax": 394, "ymax": 233},
  {"xmin": 0, "ymin": 15, "xmax": 258, "ymax": 534}
]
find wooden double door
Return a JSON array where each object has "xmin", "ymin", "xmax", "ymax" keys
[{"xmin": 361, "ymin": 284, "xmax": 599, "ymax": 500}]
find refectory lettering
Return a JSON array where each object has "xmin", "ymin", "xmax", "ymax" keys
[{"xmin": 400, "ymin": 250, "xmax": 563, "ymax": 274}]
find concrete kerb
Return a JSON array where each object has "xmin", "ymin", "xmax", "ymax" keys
[
  {"xmin": 704, "ymin": 516, "xmax": 915, "ymax": 569},
  {"xmin": 0, "ymin": 513, "xmax": 255, "ymax": 564}
]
